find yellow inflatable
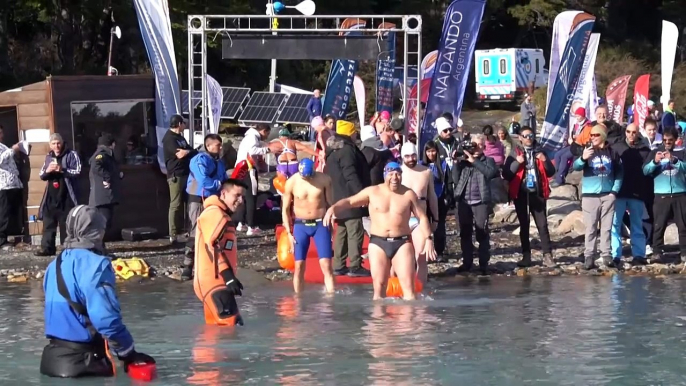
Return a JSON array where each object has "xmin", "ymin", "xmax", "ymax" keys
[{"xmin": 112, "ymin": 258, "xmax": 150, "ymax": 280}]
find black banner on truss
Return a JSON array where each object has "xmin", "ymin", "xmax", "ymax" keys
[{"xmin": 222, "ymin": 34, "xmax": 384, "ymax": 60}]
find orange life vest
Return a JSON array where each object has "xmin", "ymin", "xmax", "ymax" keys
[{"xmin": 193, "ymin": 195, "xmax": 239, "ymax": 325}]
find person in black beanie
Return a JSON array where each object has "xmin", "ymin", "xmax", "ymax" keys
[{"xmin": 89, "ymin": 133, "xmax": 121, "ymax": 236}]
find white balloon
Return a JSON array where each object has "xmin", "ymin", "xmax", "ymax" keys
[{"xmin": 288, "ymin": 0, "xmax": 315, "ymax": 16}]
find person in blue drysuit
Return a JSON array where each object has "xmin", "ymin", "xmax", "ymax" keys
[{"xmin": 40, "ymin": 205, "xmax": 155, "ymax": 378}]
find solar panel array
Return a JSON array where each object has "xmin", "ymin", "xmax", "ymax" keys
[
  {"xmin": 220, "ymin": 87, "xmax": 251, "ymax": 119},
  {"xmin": 238, "ymin": 92, "xmax": 287, "ymax": 123},
  {"xmin": 276, "ymin": 93, "xmax": 312, "ymax": 125},
  {"xmin": 181, "ymin": 90, "xmax": 202, "ymax": 114}
]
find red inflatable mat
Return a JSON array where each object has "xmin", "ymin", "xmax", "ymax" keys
[{"xmin": 275, "ymin": 225, "xmax": 373, "ymax": 284}]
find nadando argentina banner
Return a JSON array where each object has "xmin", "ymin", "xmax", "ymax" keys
[
  {"xmin": 419, "ymin": 0, "xmax": 485, "ymax": 151},
  {"xmin": 322, "ymin": 18, "xmax": 365, "ymax": 120},
  {"xmin": 539, "ymin": 12, "xmax": 596, "ymax": 153}
]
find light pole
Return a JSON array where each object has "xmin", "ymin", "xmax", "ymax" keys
[
  {"xmin": 107, "ymin": 26, "xmax": 121, "ymax": 76},
  {"xmin": 266, "ymin": 0, "xmax": 316, "ymax": 92}
]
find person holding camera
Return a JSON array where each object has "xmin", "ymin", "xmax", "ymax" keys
[
  {"xmin": 573, "ymin": 125, "xmax": 623, "ymax": 270},
  {"xmin": 503, "ymin": 126, "xmax": 556, "ymax": 267},
  {"xmin": 520, "ymin": 93, "xmax": 537, "ymax": 132},
  {"xmin": 451, "ymin": 134, "xmax": 499, "ymax": 275}
]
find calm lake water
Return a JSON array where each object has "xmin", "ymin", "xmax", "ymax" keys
[{"xmin": 3, "ymin": 276, "xmax": 686, "ymax": 385}]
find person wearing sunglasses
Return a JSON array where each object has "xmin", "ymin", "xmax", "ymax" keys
[
  {"xmin": 609, "ymin": 123, "xmax": 651, "ymax": 267},
  {"xmin": 642, "ymin": 126, "xmax": 686, "ymax": 264},
  {"xmin": 572, "ymin": 125, "xmax": 623, "ymax": 270},
  {"xmin": 503, "ymin": 126, "xmax": 556, "ymax": 267}
]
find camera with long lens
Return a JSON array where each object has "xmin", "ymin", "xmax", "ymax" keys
[{"xmin": 454, "ymin": 139, "xmax": 477, "ymax": 158}]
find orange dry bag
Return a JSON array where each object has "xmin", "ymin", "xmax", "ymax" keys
[
  {"xmin": 276, "ymin": 230, "xmax": 295, "ymax": 271},
  {"xmin": 273, "ymin": 174, "xmax": 287, "ymax": 194},
  {"xmin": 386, "ymin": 277, "xmax": 423, "ymax": 298}
]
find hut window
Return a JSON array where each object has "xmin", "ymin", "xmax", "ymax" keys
[{"xmin": 71, "ymin": 100, "xmax": 155, "ymax": 165}]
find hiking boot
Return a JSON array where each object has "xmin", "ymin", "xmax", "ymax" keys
[
  {"xmin": 612, "ymin": 258, "xmax": 624, "ymax": 270},
  {"xmin": 333, "ymin": 267, "xmax": 349, "ymax": 276},
  {"xmin": 583, "ymin": 256, "xmax": 595, "ymax": 270},
  {"xmin": 543, "ymin": 253, "xmax": 556, "ymax": 267},
  {"xmin": 478, "ymin": 265, "xmax": 490, "ymax": 276},
  {"xmin": 602, "ymin": 256, "xmax": 613, "ymax": 268},
  {"xmin": 34, "ymin": 249, "xmax": 56, "ymax": 257},
  {"xmin": 650, "ymin": 253, "xmax": 662, "ymax": 264},
  {"xmin": 631, "ymin": 257, "xmax": 648, "ymax": 266},
  {"xmin": 180, "ymin": 266, "xmax": 193, "ymax": 281},
  {"xmin": 455, "ymin": 264, "xmax": 472, "ymax": 273},
  {"xmin": 348, "ymin": 267, "xmax": 371, "ymax": 277},
  {"xmin": 517, "ymin": 253, "xmax": 532, "ymax": 268}
]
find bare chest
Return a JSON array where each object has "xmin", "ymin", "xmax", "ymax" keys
[{"xmin": 401, "ymin": 170, "xmax": 430, "ymax": 198}]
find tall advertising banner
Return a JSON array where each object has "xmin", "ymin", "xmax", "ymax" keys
[
  {"xmin": 605, "ymin": 75, "xmax": 632, "ymax": 124},
  {"xmin": 408, "ymin": 78, "xmax": 432, "ymax": 134},
  {"xmin": 133, "ymin": 0, "xmax": 181, "ymax": 174},
  {"xmin": 207, "ymin": 75, "xmax": 223, "ymax": 134},
  {"xmin": 547, "ymin": 11, "xmax": 583, "ymax": 106},
  {"xmin": 353, "ymin": 75, "xmax": 366, "ymax": 126},
  {"xmin": 539, "ymin": 13, "xmax": 596, "ymax": 153},
  {"xmin": 661, "ymin": 20, "xmax": 678, "ymax": 110},
  {"xmin": 633, "ymin": 74, "xmax": 651, "ymax": 129},
  {"xmin": 420, "ymin": 50, "xmax": 439, "ymax": 79},
  {"xmin": 376, "ymin": 23, "xmax": 396, "ymax": 115},
  {"xmin": 419, "ymin": 0, "xmax": 486, "ymax": 151},
  {"xmin": 322, "ymin": 18, "xmax": 365, "ymax": 120},
  {"xmin": 572, "ymin": 33, "xmax": 600, "ymax": 122}
]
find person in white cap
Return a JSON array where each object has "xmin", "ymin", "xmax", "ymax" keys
[{"xmin": 399, "ymin": 141, "xmax": 439, "ymax": 284}]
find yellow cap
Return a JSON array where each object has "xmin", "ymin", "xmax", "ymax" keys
[{"xmin": 336, "ymin": 120, "xmax": 356, "ymax": 137}]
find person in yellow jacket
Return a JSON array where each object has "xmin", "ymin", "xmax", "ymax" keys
[{"xmin": 194, "ymin": 179, "xmax": 247, "ymax": 326}]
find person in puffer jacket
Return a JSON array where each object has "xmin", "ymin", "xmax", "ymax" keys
[
  {"xmin": 482, "ymin": 125, "xmax": 505, "ymax": 166},
  {"xmin": 573, "ymin": 125, "xmax": 623, "ymax": 270},
  {"xmin": 642, "ymin": 127, "xmax": 686, "ymax": 263},
  {"xmin": 359, "ymin": 125, "xmax": 394, "ymax": 185}
]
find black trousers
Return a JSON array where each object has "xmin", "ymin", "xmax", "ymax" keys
[
  {"xmin": 433, "ymin": 197, "xmax": 449, "ymax": 255},
  {"xmin": 513, "ymin": 192, "xmax": 552, "ymax": 254},
  {"xmin": 41, "ymin": 205, "xmax": 72, "ymax": 252},
  {"xmin": 644, "ymin": 193, "xmax": 655, "ymax": 245},
  {"xmin": 96, "ymin": 204, "xmax": 115, "ymax": 234},
  {"xmin": 653, "ymin": 195, "xmax": 686, "ymax": 256},
  {"xmin": 234, "ymin": 172, "xmax": 257, "ymax": 228},
  {"xmin": 0, "ymin": 188, "xmax": 22, "ymax": 242},
  {"xmin": 457, "ymin": 201, "xmax": 490, "ymax": 267},
  {"xmin": 40, "ymin": 337, "xmax": 114, "ymax": 378}
]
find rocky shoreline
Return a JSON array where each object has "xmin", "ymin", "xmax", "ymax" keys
[{"xmin": 2, "ymin": 215, "xmax": 685, "ymax": 284}]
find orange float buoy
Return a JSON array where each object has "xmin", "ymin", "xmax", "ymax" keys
[
  {"xmin": 273, "ymin": 174, "xmax": 287, "ymax": 194},
  {"xmin": 276, "ymin": 230, "xmax": 295, "ymax": 271},
  {"xmin": 385, "ymin": 277, "xmax": 423, "ymax": 298}
]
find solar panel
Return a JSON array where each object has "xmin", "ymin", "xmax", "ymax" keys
[
  {"xmin": 181, "ymin": 90, "xmax": 202, "ymax": 114},
  {"xmin": 220, "ymin": 87, "xmax": 251, "ymax": 119},
  {"xmin": 238, "ymin": 92, "xmax": 287, "ymax": 123},
  {"xmin": 276, "ymin": 93, "xmax": 312, "ymax": 125}
]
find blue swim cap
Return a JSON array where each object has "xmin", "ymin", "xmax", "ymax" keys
[
  {"xmin": 384, "ymin": 162, "xmax": 402, "ymax": 178},
  {"xmin": 298, "ymin": 158, "xmax": 315, "ymax": 177}
]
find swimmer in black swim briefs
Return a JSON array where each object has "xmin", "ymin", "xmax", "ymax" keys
[{"xmin": 369, "ymin": 235, "xmax": 411, "ymax": 259}]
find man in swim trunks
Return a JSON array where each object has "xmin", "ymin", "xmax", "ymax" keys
[
  {"xmin": 271, "ymin": 128, "xmax": 320, "ymax": 179},
  {"xmin": 400, "ymin": 142, "xmax": 439, "ymax": 284},
  {"xmin": 324, "ymin": 162, "xmax": 436, "ymax": 300},
  {"xmin": 282, "ymin": 158, "xmax": 335, "ymax": 294}
]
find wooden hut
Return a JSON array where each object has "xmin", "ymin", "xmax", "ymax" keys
[{"xmin": 0, "ymin": 75, "xmax": 170, "ymax": 242}]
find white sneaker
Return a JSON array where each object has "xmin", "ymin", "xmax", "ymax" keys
[
  {"xmin": 236, "ymin": 223, "xmax": 243, "ymax": 232},
  {"xmin": 646, "ymin": 245, "xmax": 653, "ymax": 256},
  {"xmin": 246, "ymin": 227, "xmax": 261, "ymax": 236}
]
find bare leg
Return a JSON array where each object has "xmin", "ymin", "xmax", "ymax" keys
[
  {"xmin": 412, "ymin": 229, "xmax": 427, "ymax": 284},
  {"xmin": 392, "ymin": 243, "xmax": 417, "ymax": 301},
  {"xmin": 367, "ymin": 243, "xmax": 391, "ymax": 300},
  {"xmin": 319, "ymin": 258, "xmax": 335, "ymax": 294},
  {"xmin": 293, "ymin": 260, "xmax": 306, "ymax": 294}
]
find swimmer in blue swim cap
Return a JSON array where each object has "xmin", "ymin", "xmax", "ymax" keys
[
  {"xmin": 324, "ymin": 160, "xmax": 436, "ymax": 301},
  {"xmin": 282, "ymin": 157, "xmax": 335, "ymax": 294}
]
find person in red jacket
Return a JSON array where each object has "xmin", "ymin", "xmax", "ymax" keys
[{"xmin": 503, "ymin": 126, "xmax": 556, "ymax": 267}]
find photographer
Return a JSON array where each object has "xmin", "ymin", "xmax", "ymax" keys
[
  {"xmin": 520, "ymin": 93, "xmax": 537, "ymax": 132},
  {"xmin": 452, "ymin": 134, "xmax": 498, "ymax": 275},
  {"xmin": 503, "ymin": 127, "xmax": 556, "ymax": 267}
]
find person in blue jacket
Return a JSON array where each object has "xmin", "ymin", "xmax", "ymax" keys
[
  {"xmin": 40, "ymin": 205, "xmax": 155, "ymax": 378},
  {"xmin": 643, "ymin": 126, "xmax": 686, "ymax": 263},
  {"xmin": 573, "ymin": 125, "xmax": 623, "ymax": 270},
  {"xmin": 183, "ymin": 133, "xmax": 227, "ymax": 280}
]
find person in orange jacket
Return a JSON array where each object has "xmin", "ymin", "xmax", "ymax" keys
[{"xmin": 194, "ymin": 179, "xmax": 247, "ymax": 326}]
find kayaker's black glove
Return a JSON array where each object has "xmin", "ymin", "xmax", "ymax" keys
[
  {"xmin": 220, "ymin": 269, "xmax": 244, "ymax": 296},
  {"xmin": 118, "ymin": 350, "xmax": 156, "ymax": 372}
]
